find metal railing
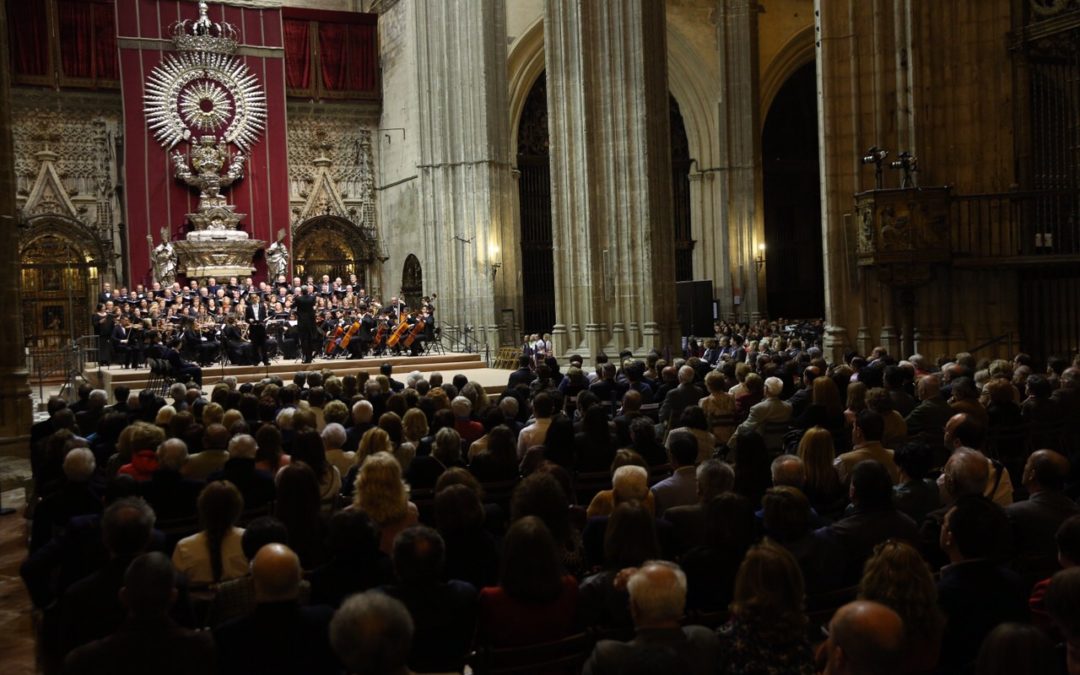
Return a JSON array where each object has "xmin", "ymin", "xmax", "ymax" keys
[
  {"xmin": 27, "ymin": 336, "xmax": 98, "ymax": 403},
  {"xmin": 434, "ymin": 323, "xmax": 492, "ymax": 365},
  {"xmin": 951, "ymin": 189, "xmax": 1080, "ymax": 260}
]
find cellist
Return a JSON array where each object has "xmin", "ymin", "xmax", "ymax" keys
[{"xmin": 356, "ymin": 304, "xmax": 376, "ymax": 358}]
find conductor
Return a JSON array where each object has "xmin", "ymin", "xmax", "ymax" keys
[{"xmin": 294, "ymin": 284, "xmax": 318, "ymax": 364}]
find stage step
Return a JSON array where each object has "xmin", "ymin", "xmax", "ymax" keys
[{"xmin": 83, "ymin": 351, "xmax": 512, "ymax": 396}]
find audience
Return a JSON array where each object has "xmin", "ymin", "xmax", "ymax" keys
[{"xmin": 21, "ymin": 343, "xmax": 1080, "ymax": 675}]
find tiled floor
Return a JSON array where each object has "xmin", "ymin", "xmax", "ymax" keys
[{"xmin": 0, "ymin": 497, "xmax": 35, "ymax": 675}]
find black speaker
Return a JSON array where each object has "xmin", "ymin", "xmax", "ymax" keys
[{"xmin": 675, "ymin": 280, "xmax": 714, "ymax": 337}]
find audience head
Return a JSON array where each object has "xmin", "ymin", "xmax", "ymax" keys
[
  {"xmin": 731, "ymin": 540, "xmax": 807, "ymax": 638},
  {"xmin": 120, "ymin": 552, "xmax": 177, "ymax": 618},
  {"xmin": 251, "ymin": 543, "xmax": 302, "ymax": 603},
  {"xmin": 603, "ymin": 501, "xmax": 661, "ymax": 570},
  {"xmin": 611, "ymin": 465, "xmax": 649, "ymax": 505},
  {"xmin": 850, "ymin": 460, "xmax": 894, "ymax": 511},
  {"xmin": 893, "ymin": 440, "xmax": 933, "ymax": 481},
  {"xmin": 822, "ymin": 600, "xmax": 905, "ymax": 675},
  {"xmin": 853, "ymin": 409, "xmax": 884, "ymax": 444},
  {"xmin": 696, "ymin": 459, "xmax": 735, "ymax": 501},
  {"xmin": 392, "ymin": 526, "xmax": 445, "ymax": 587},
  {"xmin": 102, "ymin": 497, "xmax": 156, "ymax": 558},
  {"xmin": 330, "ymin": 592, "xmax": 414, "ymax": 675},
  {"xmin": 770, "ymin": 454, "xmax": 806, "ymax": 489},
  {"xmin": 944, "ymin": 412, "xmax": 985, "ymax": 450},
  {"xmin": 666, "ymin": 429, "xmax": 698, "ymax": 468},
  {"xmin": 1057, "ymin": 515, "xmax": 1080, "ymax": 568},
  {"xmin": 762, "ymin": 486, "xmax": 811, "ymax": 542},
  {"xmin": 1022, "ymin": 449, "xmax": 1069, "ymax": 493},
  {"xmin": 626, "ymin": 561, "xmax": 688, "ymax": 628},
  {"xmin": 763, "ymin": 376, "xmax": 784, "ymax": 398},
  {"xmin": 62, "ymin": 447, "xmax": 96, "ymax": 483},
  {"xmin": 858, "ymin": 539, "xmax": 943, "ymax": 643},
  {"xmin": 941, "ymin": 495, "xmax": 1007, "ymax": 563},
  {"xmin": 227, "ymin": 433, "xmax": 257, "ymax": 460},
  {"xmin": 240, "ymin": 516, "xmax": 290, "ymax": 560},
  {"xmin": 975, "ymin": 622, "xmax": 1057, "ymax": 675},
  {"xmin": 499, "ymin": 516, "xmax": 565, "ymax": 604}
]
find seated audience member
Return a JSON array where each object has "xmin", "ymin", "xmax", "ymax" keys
[
  {"xmin": 586, "ymin": 464, "xmax": 655, "ymax": 518},
  {"xmin": 904, "ymin": 374, "xmax": 953, "ymax": 438},
  {"xmin": 57, "ymin": 497, "xmax": 157, "ymax": 660},
  {"xmin": 208, "ymin": 516, "xmax": 308, "ymax": 626},
  {"xmin": 322, "ymin": 423, "xmax": 355, "ymax": 476},
  {"xmin": 468, "ymin": 424, "xmax": 520, "ymax": 482},
  {"xmin": 579, "ymin": 501, "xmax": 662, "ymax": 629},
  {"xmin": 672, "ymin": 406, "xmax": 718, "ymax": 465},
  {"xmin": 289, "ymin": 428, "xmax": 341, "ymax": 507},
  {"xmin": 919, "ymin": 447, "xmax": 994, "ymax": 569},
  {"xmin": 1030, "ymin": 514, "xmax": 1080, "ymax": 633},
  {"xmin": 433, "ymin": 483, "xmax": 500, "ymax": 589},
  {"xmin": 818, "ymin": 601, "xmax": 905, "ymax": 675},
  {"xmin": 857, "ymin": 540, "xmax": 945, "ymax": 674},
  {"xmin": 584, "ymin": 561, "xmax": 719, "ymax": 675},
  {"xmin": 662, "ymin": 459, "xmax": 734, "ymax": 555},
  {"xmin": 31, "ymin": 448, "xmax": 101, "ymax": 552},
  {"xmin": 378, "ymin": 526, "xmax": 477, "ymax": 673},
  {"xmin": 941, "ymin": 413, "xmax": 1014, "ymax": 506},
  {"xmin": 626, "ymin": 416, "xmax": 668, "ymax": 466},
  {"xmin": 650, "ymin": 429, "xmax": 700, "ymax": 516},
  {"xmin": 330, "ymin": 592, "xmax": 414, "ymax": 675},
  {"xmin": 797, "ymin": 426, "xmax": 847, "ymax": 517},
  {"xmin": 1006, "ymin": 449, "xmax": 1078, "ymax": 562},
  {"xmin": 308, "ymin": 509, "xmax": 392, "ymax": 609},
  {"xmin": 762, "ymin": 487, "xmax": 844, "ymax": 594},
  {"xmin": 63, "ymin": 553, "xmax": 214, "ymax": 675},
  {"xmin": 699, "ymin": 370, "xmax": 737, "ymax": 445},
  {"xmin": 1045, "ymin": 567, "xmax": 1080, "ymax": 675},
  {"xmin": 730, "ymin": 376, "xmax": 792, "ymax": 451},
  {"xmin": 576, "ymin": 404, "xmax": 619, "ymax": 472},
  {"xmin": 834, "ymin": 410, "xmax": 899, "ymax": 485},
  {"xmin": 511, "ymin": 471, "xmax": 585, "ymax": 577},
  {"xmin": 517, "ymin": 392, "xmax": 555, "ymax": 459},
  {"xmin": 352, "ymin": 452, "xmax": 419, "ymax": 555},
  {"xmin": 818, "ymin": 460, "xmax": 919, "ymax": 585},
  {"xmin": 172, "ymin": 481, "xmax": 247, "ymax": 585},
  {"xmin": 891, "ymin": 440, "xmax": 942, "ymax": 523},
  {"xmin": 477, "ymin": 516, "xmax": 578, "ymax": 647},
  {"xmin": 214, "ymin": 544, "xmax": 338, "ymax": 675},
  {"xmin": 273, "ymin": 462, "xmax": 328, "ymax": 569},
  {"xmin": 406, "ymin": 426, "xmax": 463, "ymax": 490},
  {"xmin": 182, "ymin": 423, "xmax": 230, "ymax": 480},
  {"xmin": 974, "ymin": 622, "xmax": 1058, "ymax": 675},
  {"xmin": 141, "ymin": 438, "xmax": 204, "ymax": 521},
  {"xmin": 715, "ymin": 541, "xmax": 815, "ymax": 674},
  {"xmin": 731, "ymin": 431, "xmax": 773, "ymax": 507},
  {"xmin": 207, "ymin": 434, "xmax": 275, "ymax": 510},
  {"xmin": 936, "ymin": 495, "xmax": 1029, "ymax": 673},
  {"xmin": 681, "ymin": 492, "xmax": 757, "ymax": 611},
  {"xmin": 866, "ymin": 387, "xmax": 907, "ymax": 449}
]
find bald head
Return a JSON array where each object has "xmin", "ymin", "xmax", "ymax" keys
[
  {"xmin": 626, "ymin": 561, "xmax": 687, "ymax": 627},
  {"xmin": 252, "ymin": 543, "xmax": 302, "ymax": 603},
  {"xmin": 916, "ymin": 374, "xmax": 940, "ymax": 400},
  {"xmin": 1024, "ymin": 449, "xmax": 1070, "ymax": 493},
  {"xmin": 825, "ymin": 601, "xmax": 905, "ymax": 675},
  {"xmin": 677, "ymin": 366, "xmax": 695, "ymax": 385},
  {"xmin": 944, "ymin": 448, "xmax": 990, "ymax": 499}
]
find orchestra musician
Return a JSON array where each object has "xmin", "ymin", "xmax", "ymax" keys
[
  {"xmin": 294, "ymin": 284, "xmax": 318, "ymax": 364},
  {"xmin": 245, "ymin": 292, "xmax": 271, "ymax": 366},
  {"xmin": 356, "ymin": 304, "xmax": 376, "ymax": 358},
  {"xmin": 221, "ymin": 316, "xmax": 252, "ymax": 365},
  {"xmin": 163, "ymin": 337, "xmax": 202, "ymax": 387}
]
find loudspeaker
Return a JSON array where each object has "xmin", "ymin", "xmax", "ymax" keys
[{"xmin": 675, "ymin": 280, "xmax": 714, "ymax": 337}]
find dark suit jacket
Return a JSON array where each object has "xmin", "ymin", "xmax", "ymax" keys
[
  {"xmin": 507, "ymin": 367, "xmax": 536, "ymax": 389},
  {"xmin": 207, "ymin": 458, "xmax": 275, "ymax": 510},
  {"xmin": 818, "ymin": 507, "xmax": 919, "ymax": 584},
  {"xmin": 662, "ymin": 503, "xmax": 705, "ymax": 555},
  {"xmin": 659, "ymin": 383, "xmax": 705, "ymax": 425},
  {"xmin": 379, "ymin": 581, "xmax": 479, "ymax": 674},
  {"xmin": 1005, "ymin": 490, "xmax": 1080, "ymax": 560},
  {"xmin": 937, "ymin": 560, "xmax": 1029, "ymax": 673},
  {"xmin": 308, "ymin": 552, "xmax": 393, "ymax": 608},
  {"xmin": 64, "ymin": 617, "xmax": 214, "ymax": 675},
  {"xmin": 293, "ymin": 294, "xmax": 317, "ymax": 334},
  {"xmin": 140, "ymin": 469, "xmax": 205, "ymax": 521},
  {"xmin": 584, "ymin": 626, "xmax": 720, "ymax": 675},
  {"xmin": 904, "ymin": 395, "xmax": 953, "ymax": 437},
  {"xmin": 213, "ymin": 601, "xmax": 338, "ymax": 675}
]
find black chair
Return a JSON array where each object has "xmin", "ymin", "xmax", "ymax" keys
[
  {"xmin": 146, "ymin": 358, "xmax": 175, "ymax": 396},
  {"xmin": 468, "ymin": 631, "xmax": 596, "ymax": 675}
]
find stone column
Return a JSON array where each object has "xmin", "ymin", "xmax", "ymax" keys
[
  {"xmin": 0, "ymin": 0, "xmax": 33, "ymax": 456},
  {"xmin": 413, "ymin": 0, "xmax": 517, "ymax": 348},
  {"xmin": 543, "ymin": 0, "xmax": 679, "ymax": 358},
  {"xmin": 715, "ymin": 0, "xmax": 764, "ymax": 321}
]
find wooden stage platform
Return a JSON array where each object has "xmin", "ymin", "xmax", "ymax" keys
[{"xmin": 82, "ymin": 352, "xmax": 514, "ymax": 395}]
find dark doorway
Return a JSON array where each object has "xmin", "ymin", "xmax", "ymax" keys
[
  {"xmin": 671, "ymin": 96, "xmax": 694, "ymax": 282},
  {"xmin": 517, "ymin": 73, "xmax": 556, "ymax": 335},
  {"xmin": 762, "ymin": 61, "xmax": 824, "ymax": 319}
]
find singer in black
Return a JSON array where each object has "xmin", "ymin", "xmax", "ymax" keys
[
  {"xmin": 245, "ymin": 293, "xmax": 271, "ymax": 366},
  {"xmin": 294, "ymin": 285, "xmax": 318, "ymax": 364}
]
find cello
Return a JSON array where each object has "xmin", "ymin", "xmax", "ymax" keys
[
  {"xmin": 325, "ymin": 319, "xmax": 344, "ymax": 356},
  {"xmin": 338, "ymin": 315, "xmax": 361, "ymax": 354},
  {"xmin": 386, "ymin": 315, "xmax": 411, "ymax": 351},
  {"xmin": 372, "ymin": 316, "xmax": 389, "ymax": 354},
  {"xmin": 402, "ymin": 315, "xmax": 426, "ymax": 352}
]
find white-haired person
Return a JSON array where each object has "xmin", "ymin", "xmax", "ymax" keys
[
  {"xmin": 729, "ymin": 375, "xmax": 792, "ymax": 452},
  {"xmin": 30, "ymin": 447, "xmax": 101, "ymax": 552},
  {"xmin": 322, "ymin": 423, "xmax": 355, "ymax": 476},
  {"xmin": 586, "ymin": 464, "xmax": 656, "ymax": 518}
]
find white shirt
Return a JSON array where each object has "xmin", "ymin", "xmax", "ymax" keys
[
  {"xmin": 172, "ymin": 526, "xmax": 248, "ymax": 585},
  {"xmin": 517, "ymin": 417, "xmax": 553, "ymax": 459}
]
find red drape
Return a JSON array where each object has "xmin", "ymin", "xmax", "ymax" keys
[
  {"xmin": 318, "ymin": 22, "xmax": 376, "ymax": 93},
  {"xmin": 6, "ymin": 1, "xmax": 49, "ymax": 78},
  {"xmin": 345, "ymin": 23, "xmax": 376, "ymax": 91},
  {"xmin": 283, "ymin": 18, "xmax": 310, "ymax": 90},
  {"xmin": 318, "ymin": 22, "xmax": 346, "ymax": 92},
  {"xmin": 57, "ymin": 0, "xmax": 118, "ymax": 81}
]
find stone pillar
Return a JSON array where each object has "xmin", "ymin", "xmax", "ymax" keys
[
  {"xmin": 414, "ymin": 0, "xmax": 517, "ymax": 348},
  {"xmin": 0, "ymin": 0, "xmax": 33, "ymax": 456},
  {"xmin": 715, "ymin": 0, "xmax": 764, "ymax": 321},
  {"xmin": 543, "ymin": 0, "xmax": 679, "ymax": 358}
]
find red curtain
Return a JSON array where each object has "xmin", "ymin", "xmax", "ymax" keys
[
  {"xmin": 6, "ymin": 1, "xmax": 49, "ymax": 78},
  {"xmin": 318, "ymin": 22, "xmax": 347, "ymax": 92},
  {"xmin": 345, "ymin": 24, "xmax": 376, "ymax": 92},
  {"xmin": 283, "ymin": 18, "xmax": 311, "ymax": 90},
  {"xmin": 57, "ymin": 0, "xmax": 118, "ymax": 81}
]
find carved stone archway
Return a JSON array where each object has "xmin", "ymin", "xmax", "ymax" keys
[
  {"xmin": 19, "ymin": 214, "xmax": 108, "ymax": 348},
  {"xmin": 292, "ymin": 215, "xmax": 380, "ymax": 295}
]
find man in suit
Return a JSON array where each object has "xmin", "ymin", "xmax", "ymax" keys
[
  {"xmin": 650, "ymin": 430, "xmax": 700, "ymax": 517},
  {"xmin": 662, "ymin": 459, "xmax": 734, "ymax": 555},
  {"xmin": 293, "ymin": 285, "xmax": 318, "ymax": 364},
  {"xmin": 507, "ymin": 355, "xmax": 536, "ymax": 389},
  {"xmin": 834, "ymin": 410, "xmax": 899, "ymax": 485},
  {"xmin": 1006, "ymin": 449, "xmax": 1079, "ymax": 560},
  {"xmin": 140, "ymin": 439, "xmax": 204, "ymax": 521},
  {"xmin": 730, "ymin": 376, "xmax": 793, "ymax": 452},
  {"xmin": 207, "ymin": 435, "xmax": 275, "ymax": 511},
  {"xmin": 163, "ymin": 338, "xmax": 202, "ymax": 387},
  {"xmin": 785, "ymin": 366, "xmax": 819, "ymax": 419},
  {"xmin": 583, "ymin": 561, "xmax": 719, "ymax": 675},
  {"xmin": 245, "ymin": 292, "xmax": 271, "ymax": 366},
  {"xmin": 818, "ymin": 601, "xmax": 905, "ymax": 675},
  {"xmin": 214, "ymin": 544, "xmax": 338, "ymax": 675},
  {"xmin": 658, "ymin": 366, "xmax": 704, "ymax": 427},
  {"xmin": 355, "ymin": 304, "xmax": 375, "ymax": 358},
  {"xmin": 904, "ymin": 374, "xmax": 953, "ymax": 437},
  {"xmin": 63, "ymin": 553, "xmax": 214, "ymax": 675}
]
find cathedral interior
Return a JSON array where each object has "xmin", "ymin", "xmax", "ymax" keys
[{"xmin": 1, "ymin": 1, "xmax": 1078, "ymax": 458}]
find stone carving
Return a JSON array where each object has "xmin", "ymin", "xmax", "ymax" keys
[
  {"xmin": 1029, "ymin": 0, "xmax": 1079, "ymax": 18},
  {"xmin": 149, "ymin": 228, "xmax": 178, "ymax": 286},
  {"xmin": 266, "ymin": 229, "xmax": 290, "ymax": 279},
  {"xmin": 854, "ymin": 187, "xmax": 952, "ymax": 289}
]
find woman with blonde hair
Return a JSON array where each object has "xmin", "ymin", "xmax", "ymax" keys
[
  {"xmin": 700, "ymin": 370, "xmax": 737, "ymax": 444},
  {"xmin": 352, "ymin": 451, "xmax": 418, "ymax": 553},
  {"xmin": 716, "ymin": 540, "xmax": 815, "ymax": 674},
  {"xmin": 858, "ymin": 539, "xmax": 944, "ymax": 674},
  {"xmin": 796, "ymin": 426, "xmax": 844, "ymax": 515},
  {"xmin": 202, "ymin": 402, "xmax": 225, "ymax": 427}
]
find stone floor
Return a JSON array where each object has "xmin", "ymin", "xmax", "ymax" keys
[{"xmin": 0, "ymin": 492, "xmax": 35, "ymax": 675}]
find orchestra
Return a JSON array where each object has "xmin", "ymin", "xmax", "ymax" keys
[{"xmin": 91, "ymin": 275, "xmax": 437, "ymax": 368}]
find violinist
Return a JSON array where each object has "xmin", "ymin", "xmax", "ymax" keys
[
  {"xmin": 221, "ymin": 316, "xmax": 252, "ymax": 365},
  {"xmin": 245, "ymin": 292, "xmax": 271, "ymax": 366}
]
